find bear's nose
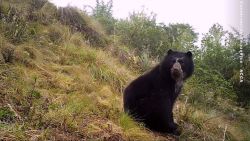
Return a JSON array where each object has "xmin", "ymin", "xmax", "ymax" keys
[
  {"xmin": 173, "ymin": 68, "xmax": 179, "ymax": 72},
  {"xmin": 173, "ymin": 69, "xmax": 180, "ymax": 76}
]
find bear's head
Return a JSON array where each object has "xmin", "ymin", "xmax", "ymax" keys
[{"xmin": 160, "ymin": 49, "xmax": 194, "ymax": 81}]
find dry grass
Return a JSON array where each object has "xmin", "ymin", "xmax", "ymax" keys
[
  {"xmin": 1, "ymin": 22, "xmax": 249, "ymax": 141},
  {"xmin": 0, "ymin": 22, "xmax": 171, "ymax": 140}
]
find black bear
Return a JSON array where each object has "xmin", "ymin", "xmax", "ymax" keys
[{"xmin": 123, "ymin": 49, "xmax": 194, "ymax": 135}]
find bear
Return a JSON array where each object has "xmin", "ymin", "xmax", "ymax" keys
[{"xmin": 123, "ymin": 49, "xmax": 194, "ymax": 135}]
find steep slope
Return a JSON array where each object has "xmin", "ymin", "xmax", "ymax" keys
[
  {"xmin": 0, "ymin": 26, "xmax": 174, "ymax": 141},
  {"xmin": 0, "ymin": 1, "xmax": 175, "ymax": 139}
]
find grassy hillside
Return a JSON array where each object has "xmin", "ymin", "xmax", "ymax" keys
[{"xmin": 0, "ymin": 0, "xmax": 249, "ymax": 140}]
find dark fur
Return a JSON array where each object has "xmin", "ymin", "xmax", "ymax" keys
[{"xmin": 123, "ymin": 49, "xmax": 194, "ymax": 135}]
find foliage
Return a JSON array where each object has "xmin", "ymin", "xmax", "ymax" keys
[
  {"xmin": 200, "ymin": 23, "xmax": 250, "ymax": 106},
  {"xmin": 47, "ymin": 24, "xmax": 65, "ymax": 44},
  {"xmin": 184, "ymin": 67, "xmax": 236, "ymax": 110},
  {"xmin": 29, "ymin": 0, "xmax": 47, "ymax": 10},
  {"xmin": 0, "ymin": 6, "xmax": 29, "ymax": 44},
  {"xmin": 0, "ymin": 107, "xmax": 14, "ymax": 122},
  {"xmin": 93, "ymin": 0, "xmax": 115, "ymax": 35},
  {"xmin": 31, "ymin": 2, "xmax": 58, "ymax": 25},
  {"xmin": 115, "ymin": 11, "xmax": 198, "ymax": 59},
  {"xmin": 115, "ymin": 11, "xmax": 165, "ymax": 58},
  {"xmin": 163, "ymin": 23, "xmax": 198, "ymax": 51}
]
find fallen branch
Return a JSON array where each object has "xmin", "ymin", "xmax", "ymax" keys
[
  {"xmin": 7, "ymin": 103, "xmax": 22, "ymax": 121},
  {"xmin": 222, "ymin": 124, "xmax": 227, "ymax": 141}
]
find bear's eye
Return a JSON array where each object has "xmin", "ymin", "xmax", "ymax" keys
[{"xmin": 178, "ymin": 59, "xmax": 184, "ymax": 64}]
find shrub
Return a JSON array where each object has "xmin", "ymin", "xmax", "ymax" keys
[
  {"xmin": 32, "ymin": 2, "xmax": 57, "ymax": 25},
  {"xmin": 0, "ymin": 107, "xmax": 14, "ymax": 122},
  {"xmin": 70, "ymin": 33, "xmax": 85, "ymax": 47},
  {"xmin": 0, "ymin": 43, "xmax": 15, "ymax": 63},
  {"xmin": 182, "ymin": 66, "xmax": 236, "ymax": 112},
  {"xmin": 47, "ymin": 25, "xmax": 64, "ymax": 44},
  {"xmin": 1, "ymin": 6, "xmax": 30, "ymax": 44},
  {"xmin": 29, "ymin": 0, "xmax": 47, "ymax": 10}
]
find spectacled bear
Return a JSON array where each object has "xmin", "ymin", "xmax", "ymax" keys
[{"xmin": 123, "ymin": 49, "xmax": 194, "ymax": 135}]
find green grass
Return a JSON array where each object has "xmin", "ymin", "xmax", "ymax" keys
[{"xmin": 0, "ymin": 107, "xmax": 14, "ymax": 122}]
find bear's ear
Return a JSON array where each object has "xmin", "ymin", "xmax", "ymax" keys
[
  {"xmin": 186, "ymin": 51, "xmax": 192, "ymax": 57},
  {"xmin": 167, "ymin": 49, "xmax": 173, "ymax": 55}
]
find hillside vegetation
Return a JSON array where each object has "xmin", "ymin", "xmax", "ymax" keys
[{"xmin": 0, "ymin": 0, "xmax": 249, "ymax": 141}]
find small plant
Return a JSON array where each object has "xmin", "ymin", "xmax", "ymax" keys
[
  {"xmin": 0, "ymin": 107, "xmax": 14, "ymax": 122},
  {"xmin": 47, "ymin": 25, "xmax": 64, "ymax": 44},
  {"xmin": 30, "ymin": 76, "xmax": 41, "ymax": 99},
  {"xmin": 30, "ymin": 0, "xmax": 47, "ymax": 10},
  {"xmin": 1, "ymin": 44, "xmax": 15, "ymax": 63},
  {"xmin": 119, "ymin": 113, "xmax": 137, "ymax": 131},
  {"xmin": 70, "ymin": 33, "xmax": 85, "ymax": 47},
  {"xmin": 1, "ymin": 6, "xmax": 30, "ymax": 44},
  {"xmin": 35, "ymin": 2, "xmax": 57, "ymax": 25}
]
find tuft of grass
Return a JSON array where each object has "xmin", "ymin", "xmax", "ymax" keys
[
  {"xmin": 59, "ymin": 42, "xmax": 97, "ymax": 65},
  {"xmin": 32, "ymin": 1, "xmax": 57, "ymax": 25},
  {"xmin": 119, "ymin": 113, "xmax": 157, "ymax": 141},
  {"xmin": 0, "ymin": 123, "xmax": 27, "ymax": 140},
  {"xmin": 0, "ymin": 107, "xmax": 14, "ymax": 122},
  {"xmin": 1, "ymin": 6, "xmax": 29, "ymax": 44},
  {"xmin": 29, "ymin": 0, "xmax": 47, "ymax": 10},
  {"xmin": 0, "ymin": 43, "xmax": 15, "ymax": 63},
  {"xmin": 43, "ymin": 93, "xmax": 96, "ymax": 132},
  {"xmin": 47, "ymin": 23, "xmax": 71, "ymax": 45},
  {"xmin": 119, "ymin": 113, "xmax": 138, "ymax": 131},
  {"xmin": 13, "ymin": 46, "xmax": 39, "ymax": 68},
  {"xmin": 70, "ymin": 33, "xmax": 85, "ymax": 47}
]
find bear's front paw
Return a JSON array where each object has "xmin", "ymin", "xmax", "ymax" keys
[
  {"xmin": 169, "ymin": 122, "xmax": 178, "ymax": 130},
  {"xmin": 168, "ymin": 122, "xmax": 181, "ymax": 136},
  {"xmin": 172, "ymin": 128, "xmax": 181, "ymax": 136}
]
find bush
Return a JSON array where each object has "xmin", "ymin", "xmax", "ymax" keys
[
  {"xmin": 2, "ymin": 7, "xmax": 29, "ymax": 44},
  {"xmin": 47, "ymin": 25, "xmax": 64, "ymax": 44},
  {"xmin": 13, "ymin": 45, "xmax": 40, "ymax": 68},
  {"xmin": 32, "ymin": 2, "xmax": 57, "ymax": 25},
  {"xmin": 0, "ymin": 107, "xmax": 14, "ymax": 122},
  {"xmin": 92, "ymin": 0, "xmax": 115, "ymax": 35},
  {"xmin": 57, "ymin": 7, "xmax": 87, "ymax": 31},
  {"xmin": 182, "ymin": 66, "xmax": 236, "ymax": 112},
  {"xmin": 0, "ymin": 43, "xmax": 15, "ymax": 63},
  {"xmin": 29, "ymin": 0, "xmax": 47, "ymax": 10},
  {"xmin": 115, "ymin": 11, "xmax": 173, "ymax": 58}
]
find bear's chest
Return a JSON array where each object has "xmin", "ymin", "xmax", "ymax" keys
[{"xmin": 149, "ymin": 84, "xmax": 182, "ymax": 102}]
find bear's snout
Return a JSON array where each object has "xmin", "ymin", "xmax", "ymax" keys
[
  {"xmin": 173, "ymin": 69, "xmax": 181, "ymax": 76},
  {"xmin": 171, "ymin": 62, "xmax": 183, "ymax": 80},
  {"xmin": 172, "ymin": 69, "xmax": 181, "ymax": 79}
]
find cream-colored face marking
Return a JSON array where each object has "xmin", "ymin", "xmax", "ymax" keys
[
  {"xmin": 172, "ymin": 58, "xmax": 184, "ymax": 93},
  {"xmin": 175, "ymin": 57, "xmax": 184, "ymax": 63},
  {"xmin": 171, "ymin": 57, "xmax": 184, "ymax": 81}
]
